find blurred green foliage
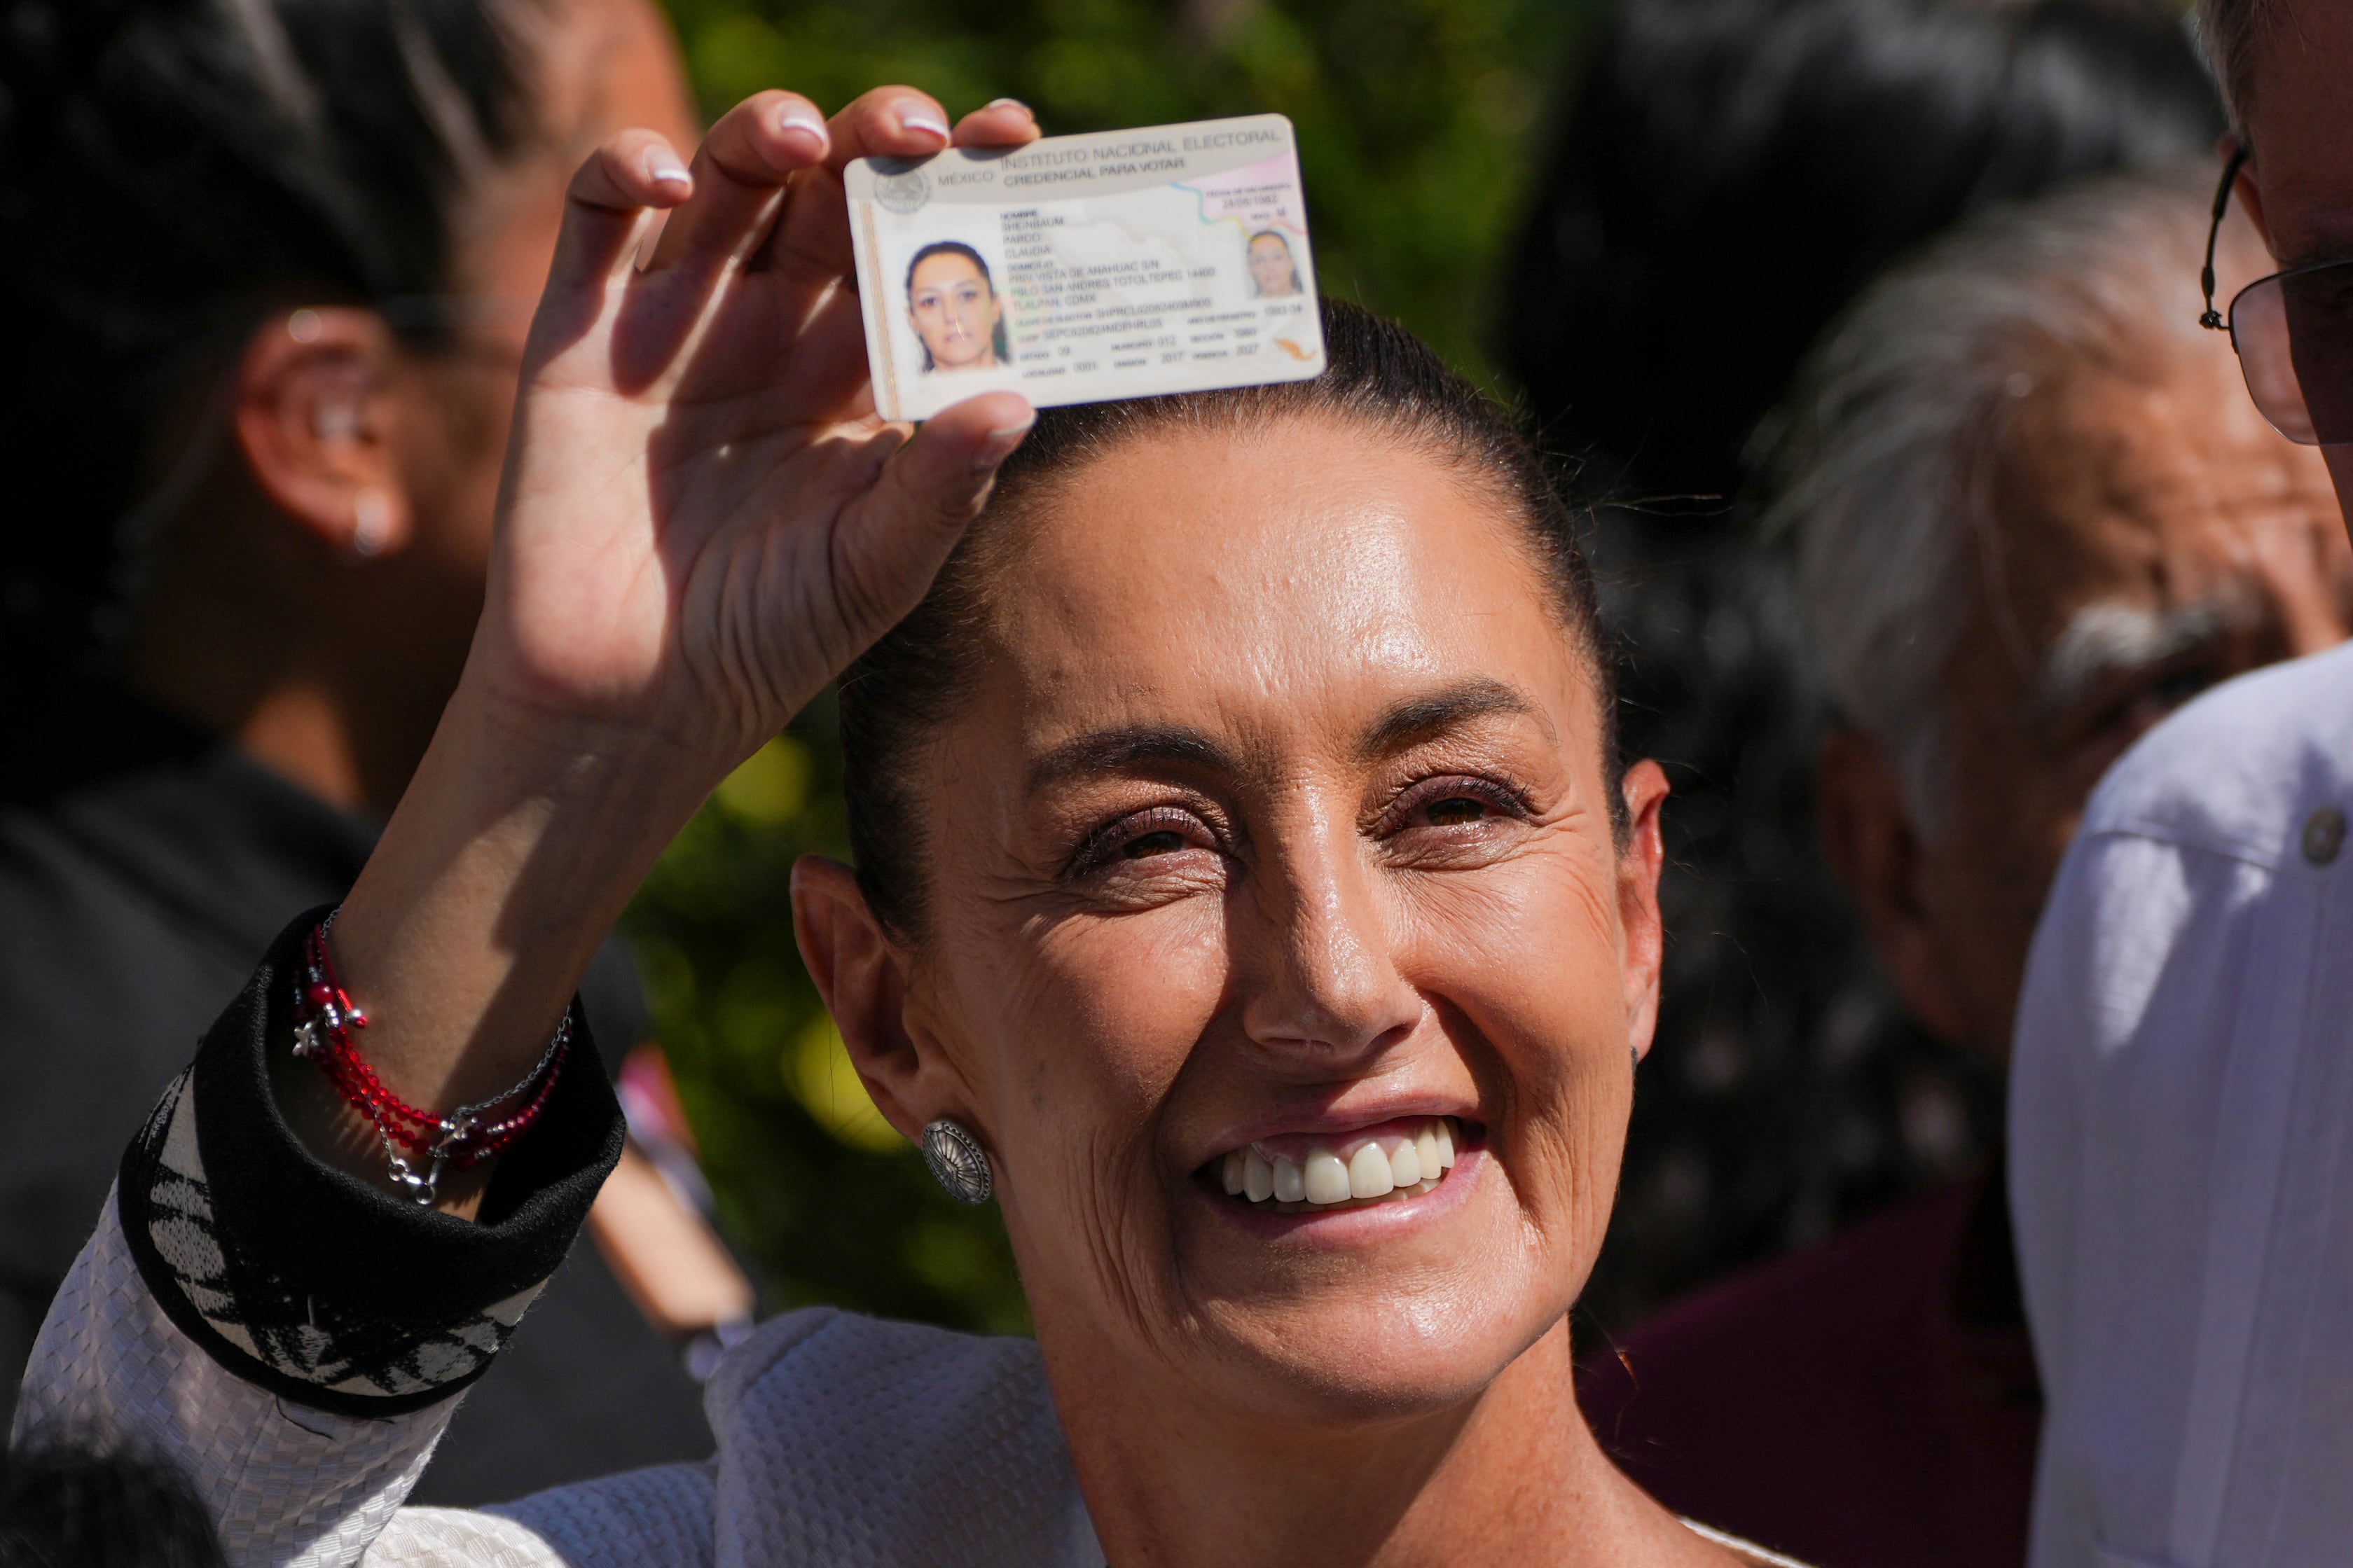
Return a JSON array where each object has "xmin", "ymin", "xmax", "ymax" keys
[{"xmin": 626, "ymin": 0, "xmax": 1594, "ymax": 1333}]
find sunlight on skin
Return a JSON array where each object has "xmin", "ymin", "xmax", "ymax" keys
[
  {"xmin": 277, "ymin": 41, "xmax": 1738, "ymax": 1556},
  {"xmin": 800, "ymin": 417, "xmax": 1707, "ymax": 1566}
]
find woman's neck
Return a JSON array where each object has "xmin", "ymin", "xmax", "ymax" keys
[
  {"xmin": 1044, "ymin": 1317, "xmax": 1734, "ymax": 1568},
  {"xmin": 122, "ymin": 510, "xmax": 470, "ymax": 819}
]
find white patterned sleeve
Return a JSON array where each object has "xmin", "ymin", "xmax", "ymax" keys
[
  {"xmin": 14, "ymin": 1187, "xmax": 456, "ymax": 1567},
  {"xmin": 10, "ymin": 910, "xmax": 635, "ymax": 1567}
]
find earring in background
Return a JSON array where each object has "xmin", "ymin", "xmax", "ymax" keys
[
  {"xmin": 920, "ymin": 1119, "xmax": 993, "ymax": 1205},
  {"xmin": 351, "ymin": 490, "xmax": 392, "ymax": 558}
]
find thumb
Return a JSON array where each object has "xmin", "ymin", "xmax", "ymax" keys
[
  {"xmin": 831, "ymin": 391, "xmax": 1035, "ymax": 634},
  {"xmin": 879, "ymin": 391, "xmax": 1037, "ymax": 531}
]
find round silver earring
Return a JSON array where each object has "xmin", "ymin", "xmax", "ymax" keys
[
  {"xmin": 351, "ymin": 489, "xmax": 392, "ymax": 559},
  {"xmin": 920, "ymin": 1118, "xmax": 993, "ymax": 1205}
]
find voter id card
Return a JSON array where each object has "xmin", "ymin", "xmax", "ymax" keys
[{"xmin": 844, "ymin": 114, "xmax": 1326, "ymax": 421}]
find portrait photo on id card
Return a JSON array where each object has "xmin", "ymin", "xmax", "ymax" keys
[{"xmin": 848, "ymin": 114, "xmax": 1326, "ymax": 421}]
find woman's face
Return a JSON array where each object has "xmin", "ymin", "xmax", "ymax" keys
[
  {"xmin": 882, "ymin": 415, "xmax": 1666, "ymax": 1429},
  {"xmin": 909, "ymin": 252, "xmax": 1002, "ymax": 370},
  {"xmin": 1249, "ymin": 235, "xmax": 1297, "ymax": 296}
]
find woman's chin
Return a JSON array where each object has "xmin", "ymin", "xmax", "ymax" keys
[
  {"xmin": 1164, "ymin": 1153, "xmax": 1573, "ymax": 1422},
  {"xmin": 1185, "ymin": 1286, "xmax": 1549, "ymax": 1425},
  {"xmin": 932, "ymin": 345, "xmax": 992, "ymax": 372}
]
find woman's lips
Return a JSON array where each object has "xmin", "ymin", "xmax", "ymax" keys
[{"xmin": 1207, "ymin": 1116, "xmax": 1464, "ymax": 1214}]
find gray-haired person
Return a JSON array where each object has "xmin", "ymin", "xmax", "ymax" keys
[
  {"xmin": 2007, "ymin": 2, "xmax": 2353, "ymax": 1564},
  {"xmin": 1581, "ymin": 164, "xmax": 2352, "ymax": 1568}
]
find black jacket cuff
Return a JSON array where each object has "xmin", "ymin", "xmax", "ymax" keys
[{"xmin": 116, "ymin": 906, "xmax": 623, "ymax": 1416}]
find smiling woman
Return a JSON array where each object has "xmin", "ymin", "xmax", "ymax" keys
[{"xmin": 13, "ymin": 78, "xmax": 1791, "ymax": 1568}]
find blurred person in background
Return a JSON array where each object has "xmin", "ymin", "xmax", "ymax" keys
[
  {"xmin": 2010, "ymin": 3, "xmax": 2353, "ymax": 1561},
  {"xmin": 1581, "ymin": 165, "xmax": 2353, "ymax": 1568},
  {"xmin": 0, "ymin": 1447, "xmax": 226, "ymax": 1568},
  {"xmin": 1505, "ymin": 0, "xmax": 2224, "ymax": 1330},
  {"xmin": 0, "ymin": 0, "xmax": 750, "ymax": 1501}
]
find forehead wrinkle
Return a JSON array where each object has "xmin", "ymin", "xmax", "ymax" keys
[
  {"xmin": 1992, "ymin": 357, "xmax": 2284, "ymax": 616},
  {"xmin": 980, "ymin": 422, "xmax": 1594, "ymax": 795}
]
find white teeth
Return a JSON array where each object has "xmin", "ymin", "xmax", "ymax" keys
[
  {"xmin": 1217, "ymin": 1116, "xmax": 1466, "ymax": 1212},
  {"xmin": 1303, "ymin": 1150, "xmax": 1351, "ymax": 1205},
  {"xmin": 1348, "ymin": 1142, "xmax": 1395, "ymax": 1199},
  {"xmin": 1388, "ymin": 1136, "xmax": 1421, "ymax": 1186},
  {"xmin": 1272, "ymin": 1156, "xmax": 1305, "ymax": 1203},
  {"xmin": 1243, "ymin": 1148, "xmax": 1275, "ymax": 1203}
]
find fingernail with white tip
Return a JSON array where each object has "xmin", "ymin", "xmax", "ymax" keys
[
  {"xmin": 984, "ymin": 97, "xmax": 1032, "ymax": 113},
  {"xmin": 902, "ymin": 107, "xmax": 951, "ymax": 141},
  {"xmin": 778, "ymin": 106, "xmax": 828, "ymax": 148},
  {"xmin": 971, "ymin": 411, "xmax": 1036, "ymax": 472},
  {"xmin": 646, "ymin": 151, "xmax": 691, "ymax": 190}
]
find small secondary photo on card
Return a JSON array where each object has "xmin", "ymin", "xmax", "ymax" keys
[{"xmin": 845, "ymin": 113, "xmax": 1327, "ymax": 422}]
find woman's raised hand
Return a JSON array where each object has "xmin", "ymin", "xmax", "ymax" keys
[
  {"xmin": 312, "ymin": 89, "xmax": 1037, "ymax": 1203},
  {"xmin": 478, "ymin": 86, "xmax": 1039, "ymax": 775}
]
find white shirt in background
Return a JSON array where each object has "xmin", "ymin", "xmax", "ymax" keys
[{"xmin": 2012, "ymin": 640, "xmax": 2353, "ymax": 1568}]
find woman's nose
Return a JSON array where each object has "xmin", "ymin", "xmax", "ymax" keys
[{"xmin": 1235, "ymin": 826, "xmax": 1420, "ymax": 1069}]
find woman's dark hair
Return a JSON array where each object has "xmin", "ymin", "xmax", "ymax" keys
[
  {"xmin": 841, "ymin": 298, "xmax": 1615, "ymax": 940},
  {"xmin": 906, "ymin": 240, "xmax": 995, "ymax": 296},
  {"xmin": 1507, "ymin": 0, "xmax": 2225, "ymax": 500},
  {"xmin": 0, "ymin": 1446, "xmax": 226, "ymax": 1568},
  {"xmin": 904, "ymin": 240, "xmax": 1007, "ymax": 370},
  {"xmin": 0, "ymin": 0, "xmax": 544, "ymax": 653}
]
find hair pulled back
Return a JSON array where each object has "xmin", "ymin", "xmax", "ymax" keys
[
  {"xmin": 841, "ymin": 297, "xmax": 1616, "ymax": 941},
  {"xmin": 0, "ymin": 0, "xmax": 544, "ymax": 651}
]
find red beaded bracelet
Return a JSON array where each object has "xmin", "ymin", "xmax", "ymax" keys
[{"xmin": 291, "ymin": 915, "xmax": 570, "ymax": 1206}]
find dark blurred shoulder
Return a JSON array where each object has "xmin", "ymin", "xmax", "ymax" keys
[{"xmin": 1580, "ymin": 1173, "xmax": 2037, "ymax": 1568}]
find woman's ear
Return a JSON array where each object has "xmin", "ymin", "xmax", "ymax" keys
[
  {"xmin": 1616, "ymin": 758, "xmax": 1670, "ymax": 1062},
  {"xmin": 792, "ymin": 854, "xmax": 949, "ymax": 1140},
  {"xmin": 2231, "ymin": 140, "xmax": 2274, "ymax": 257},
  {"xmin": 232, "ymin": 307, "xmax": 413, "ymax": 561}
]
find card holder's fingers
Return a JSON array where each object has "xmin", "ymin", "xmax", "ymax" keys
[
  {"xmin": 952, "ymin": 99, "xmax": 1042, "ymax": 148},
  {"xmin": 764, "ymin": 90, "xmax": 1039, "ymax": 289},
  {"xmin": 642, "ymin": 91, "xmax": 833, "ymax": 279},
  {"xmin": 822, "ymin": 87, "xmax": 955, "ymax": 172},
  {"xmin": 752, "ymin": 87, "xmax": 962, "ymax": 287},
  {"xmin": 545, "ymin": 129, "xmax": 696, "ymax": 298}
]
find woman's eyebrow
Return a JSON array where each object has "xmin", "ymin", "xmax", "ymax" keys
[
  {"xmin": 1355, "ymin": 678, "xmax": 1552, "ymax": 762},
  {"xmin": 1027, "ymin": 725, "xmax": 1236, "ymax": 791}
]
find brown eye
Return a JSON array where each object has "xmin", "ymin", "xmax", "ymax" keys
[
  {"xmin": 1379, "ymin": 776, "xmax": 1531, "ymax": 842},
  {"xmin": 1123, "ymin": 829, "xmax": 1189, "ymax": 859}
]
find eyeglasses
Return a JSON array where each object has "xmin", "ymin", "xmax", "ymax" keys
[{"xmin": 2201, "ymin": 143, "xmax": 2353, "ymax": 448}]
